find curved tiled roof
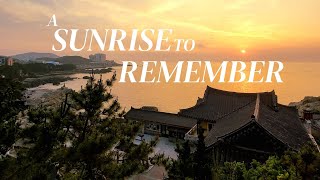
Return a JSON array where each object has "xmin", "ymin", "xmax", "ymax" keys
[
  {"xmin": 125, "ymin": 86, "xmax": 310, "ymax": 150},
  {"xmin": 257, "ymin": 104, "xmax": 309, "ymax": 149},
  {"xmin": 202, "ymin": 88, "xmax": 310, "ymax": 150},
  {"xmin": 204, "ymin": 100, "xmax": 256, "ymax": 146},
  {"xmin": 179, "ymin": 86, "xmax": 276, "ymax": 122},
  {"xmin": 124, "ymin": 107, "xmax": 197, "ymax": 128}
]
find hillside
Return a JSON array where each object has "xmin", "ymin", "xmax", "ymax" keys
[
  {"xmin": 289, "ymin": 96, "xmax": 320, "ymax": 116},
  {"xmin": 12, "ymin": 52, "xmax": 59, "ymax": 61},
  {"xmin": 56, "ymin": 56, "xmax": 90, "ymax": 64},
  {"xmin": 36, "ymin": 56, "xmax": 90, "ymax": 65}
]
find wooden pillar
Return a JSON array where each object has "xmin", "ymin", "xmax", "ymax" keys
[
  {"xmin": 235, "ymin": 149, "xmax": 239, "ymax": 162},
  {"xmin": 217, "ymin": 147, "xmax": 221, "ymax": 164},
  {"xmin": 141, "ymin": 122, "xmax": 145, "ymax": 134},
  {"xmin": 196, "ymin": 120, "xmax": 200, "ymax": 135},
  {"xmin": 227, "ymin": 147, "xmax": 231, "ymax": 162},
  {"xmin": 220, "ymin": 145, "xmax": 225, "ymax": 163},
  {"xmin": 222, "ymin": 146, "xmax": 226, "ymax": 162},
  {"xmin": 215, "ymin": 147, "xmax": 219, "ymax": 164},
  {"xmin": 213, "ymin": 147, "xmax": 217, "ymax": 163},
  {"xmin": 226, "ymin": 147, "xmax": 230, "ymax": 162},
  {"xmin": 231, "ymin": 148, "xmax": 235, "ymax": 162}
]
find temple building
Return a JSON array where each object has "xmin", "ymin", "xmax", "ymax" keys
[
  {"xmin": 125, "ymin": 108, "xmax": 197, "ymax": 139},
  {"xmin": 124, "ymin": 86, "xmax": 311, "ymax": 162}
]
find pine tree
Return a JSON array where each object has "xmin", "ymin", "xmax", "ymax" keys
[
  {"xmin": 0, "ymin": 78, "xmax": 25, "ymax": 155},
  {"xmin": 282, "ymin": 144, "xmax": 320, "ymax": 180},
  {"xmin": 168, "ymin": 140, "xmax": 193, "ymax": 179},
  {"xmin": 194, "ymin": 128, "xmax": 212, "ymax": 180},
  {"xmin": 0, "ymin": 72, "xmax": 155, "ymax": 179},
  {"xmin": 56, "ymin": 72, "xmax": 154, "ymax": 179}
]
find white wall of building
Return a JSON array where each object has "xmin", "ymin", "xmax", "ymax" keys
[{"xmin": 89, "ymin": 53, "xmax": 106, "ymax": 62}]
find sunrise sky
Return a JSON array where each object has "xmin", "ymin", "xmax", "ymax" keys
[{"xmin": 0, "ymin": 0, "xmax": 319, "ymax": 61}]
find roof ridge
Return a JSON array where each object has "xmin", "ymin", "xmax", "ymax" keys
[
  {"xmin": 253, "ymin": 94, "xmax": 260, "ymax": 120},
  {"xmin": 206, "ymin": 85, "xmax": 272, "ymax": 95},
  {"xmin": 130, "ymin": 107, "xmax": 193, "ymax": 117},
  {"xmin": 179, "ymin": 87, "xmax": 260, "ymax": 113},
  {"xmin": 254, "ymin": 103, "xmax": 307, "ymax": 150},
  {"xmin": 179, "ymin": 98, "xmax": 207, "ymax": 113},
  {"xmin": 212, "ymin": 98, "xmax": 257, "ymax": 122},
  {"xmin": 180, "ymin": 99, "xmax": 256, "ymax": 122}
]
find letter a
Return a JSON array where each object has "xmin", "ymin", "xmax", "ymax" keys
[{"xmin": 47, "ymin": 14, "xmax": 58, "ymax": 26}]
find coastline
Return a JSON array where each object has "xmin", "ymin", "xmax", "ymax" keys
[{"xmin": 22, "ymin": 67, "xmax": 114, "ymax": 88}]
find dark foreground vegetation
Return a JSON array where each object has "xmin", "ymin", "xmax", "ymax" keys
[
  {"xmin": 152, "ymin": 130, "xmax": 320, "ymax": 180},
  {"xmin": 0, "ymin": 73, "xmax": 157, "ymax": 179}
]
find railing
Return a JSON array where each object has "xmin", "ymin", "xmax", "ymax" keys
[{"xmin": 184, "ymin": 124, "xmax": 198, "ymax": 141}]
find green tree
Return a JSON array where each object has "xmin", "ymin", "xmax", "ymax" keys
[
  {"xmin": 244, "ymin": 156, "xmax": 290, "ymax": 180},
  {"xmin": 0, "ymin": 78, "xmax": 25, "ymax": 155},
  {"xmin": 194, "ymin": 128, "xmax": 212, "ymax": 180},
  {"xmin": 282, "ymin": 144, "xmax": 320, "ymax": 180},
  {"xmin": 167, "ymin": 140, "xmax": 193, "ymax": 179},
  {"xmin": 215, "ymin": 144, "xmax": 320, "ymax": 180},
  {"xmin": 0, "ymin": 73, "xmax": 155, "ymax": 179},
  {"xmin": 216, "ymin": 161, "xmax": 246, "ymax": 180}
]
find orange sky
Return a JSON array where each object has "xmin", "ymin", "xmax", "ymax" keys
[{"xmin": 0, "ymin": 0, "xmax": 319, "ymax": 61}]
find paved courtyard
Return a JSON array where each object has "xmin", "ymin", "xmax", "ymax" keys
[{"xmin": 133, "ymin": 134, "xmax": 178, "ymax": 160}]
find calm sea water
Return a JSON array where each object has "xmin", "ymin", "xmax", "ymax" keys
[{"xmin": 35, "ymin": 62, "xmax": 320, "ymax": 113}]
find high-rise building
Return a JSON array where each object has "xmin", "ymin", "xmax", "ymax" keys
[
  {"xmin": 89, "ymin": 53, "xmax": 106, "ymax": 62},
  {"xmin": 0, "ymin": 56, "xmax": 14, "ymax": 66}
]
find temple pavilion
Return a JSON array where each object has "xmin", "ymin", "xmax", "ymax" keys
[{"xmin": 124, "ymin": 86, "xmax": 310, "ymax": 162}]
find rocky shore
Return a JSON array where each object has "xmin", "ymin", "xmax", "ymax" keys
[
  {"xmin": 25, "ymin": 86, "xmax": 73, "ymax": 107},
  {"xmin": 23, "ymin": 75, "xmax": 75, "ymax": 88},
  {"xmin": 289, "ymin": 96, "xmax": 320, "ymax": 116}
]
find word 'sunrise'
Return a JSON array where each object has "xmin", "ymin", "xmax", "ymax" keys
[{"xmin": 52, "ymin": 29, "xmax": 195, "ymax": 52}]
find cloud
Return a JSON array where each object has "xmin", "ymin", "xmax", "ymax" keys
[
  {"xmin": 148, "ymin": 0, "xmax": 186, "ymax": 14},
  {"xmin": 0, "ymin": 0, "xmax": 53, "ymax": 22},
  {"xmin": 0, "ymin": 0, "xmax": 270, "ymax": 39},
  {"xmin": 225, "ymin": 0, "xmax": 256, "ymax": 10},
  {"xmin": 0, "ymin": 0, "xmax": 319, "ymax": 57}
]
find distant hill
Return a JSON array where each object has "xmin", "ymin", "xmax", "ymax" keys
[
  {"xmin": 12, "ymin": 52, "xmax": 60, "ymax": 61},
  {"xmin": 36, "ymin": 56, "xmax": 90, "ymax": 65}
]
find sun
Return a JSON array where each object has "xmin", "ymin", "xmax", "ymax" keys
[{"xmin": 241, "ymin": 49, "xmax": 246, "ymax": 54}]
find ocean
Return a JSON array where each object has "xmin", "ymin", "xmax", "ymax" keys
[{"xmin": 31, "ymin": 61, "xmax": 320, "ymax": 113}]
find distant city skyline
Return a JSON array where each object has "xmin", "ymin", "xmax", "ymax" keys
[{"xmin": 0, "ymin": 0, "xmax": 319, "ymax": 61}]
